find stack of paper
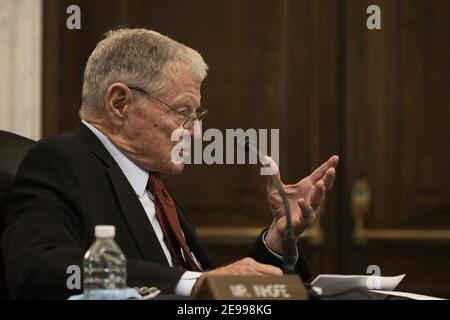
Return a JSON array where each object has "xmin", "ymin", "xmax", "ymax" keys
[{"xmin": 311, "ymin": 274, "xmax": 445, "ymax": 300}]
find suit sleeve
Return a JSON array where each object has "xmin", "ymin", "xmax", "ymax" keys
[
  {"xmin": 1, "ymin": 140, "xmax": 184, "ymax": 299},
  {"xmin": 246, "ymin": 229, "xmax": 311, "ymax": 282}
]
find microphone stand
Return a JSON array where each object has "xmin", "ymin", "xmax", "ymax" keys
[
  {"xmin": 267, "ymin": 174, "xmax": 297, "ymax": 274},
  {"xmin": 244, "ymin": 139, "xmax": 296, "ymax": 274}
]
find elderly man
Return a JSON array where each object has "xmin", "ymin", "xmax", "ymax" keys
[{"xmin": 2, "ymin": 29, "xmax": 338, "ymax": 299}]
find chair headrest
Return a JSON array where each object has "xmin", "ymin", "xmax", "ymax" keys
[
  {"xmin": 0, "ymin": 130, "xmax": 36, "ymax": 227},
  {"xmin": 0, "ymin": 131, "xmax": 35, "ymax": 300},
  {"xmin": 0, "ymin": 131, "xmax": 36, "ymax": 177}
]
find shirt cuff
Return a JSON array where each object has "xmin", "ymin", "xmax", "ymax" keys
[
  {"xmin": 262, "ymin": 230, "xmax": 299, "ymax": 263},
  {"xmin": 174, "ymin": 271, "xmax": 202, "ymax": 296}
]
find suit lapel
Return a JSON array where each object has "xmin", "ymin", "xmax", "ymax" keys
[
  {"xmin": 106, "ymin": 167, "xmax": 170, "ymax": 264},
  {"xmin": 74, "ymin": 122, "xmax": 170, "ymax": 265}
]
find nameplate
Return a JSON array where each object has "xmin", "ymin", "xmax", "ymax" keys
[{"xmin": 198, "ymin": 275, "xmax": 308, "ymax": 300}]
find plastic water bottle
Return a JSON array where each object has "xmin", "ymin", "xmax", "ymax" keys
[{"xmin": 83, "ymin": 225, "xmax": 127, "ymax": 299}]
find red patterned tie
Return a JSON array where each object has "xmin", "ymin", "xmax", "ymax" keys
[{"xmin": 147, "ymin": 173, "xmax": 201, "ymax": 271}]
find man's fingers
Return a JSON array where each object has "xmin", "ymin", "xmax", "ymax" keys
[
  {"xmin": 310, "ymin": 155, "xmax": 339, "ymax": 183},
  {"xmin": 253, "ymin": 262, "xmax": 284, "ymax": 276},
  {"xmin": 231, "ymin": 258, "xmax": 283, "ymax": 276},
  {"xmin": 323, "ymin": 167, "xmax": 336, "ymax": 192},
  {"xmin": 298, "ymin": 198, "xmax": 315, "ymax": 224},
  {"xmin": 309, "ymin": 180, "xmax": 325, "ymax": 210}
]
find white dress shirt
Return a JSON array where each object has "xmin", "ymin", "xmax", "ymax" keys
[
  {"xmin": 82, "ymin": 120, "xmax": 200, "ymax": 295},
  {"xmin": 82, "ymin": 120, "xmax": 297, "ymax": 295}
]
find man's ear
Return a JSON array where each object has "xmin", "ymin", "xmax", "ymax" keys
[{"xmin": 105, "ymin": 83, "xmax": 133, "ymax": 123}]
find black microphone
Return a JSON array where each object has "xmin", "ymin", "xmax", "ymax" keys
[{"xmin": 242, "ymin": 137, "xmax": 297, "ymax": 274}]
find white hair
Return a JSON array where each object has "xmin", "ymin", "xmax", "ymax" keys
[{"xmin": 80, "ymin": 28, "xmax": 208, "ymax": 117}]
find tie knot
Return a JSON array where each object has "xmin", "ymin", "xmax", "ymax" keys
[{"xmin": 147, "ymin": 173, "xmax": 166, "ymax": 192}]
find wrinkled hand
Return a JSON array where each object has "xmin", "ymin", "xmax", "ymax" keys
[
  {"xmin": 264, "ymin": 155, "xmax": 339, "ymax": 254},
  {"xmin": 191, "ymin": 258, "xmax": 283, "ymax": 296}
]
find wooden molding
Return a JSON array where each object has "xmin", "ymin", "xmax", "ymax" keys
[{"xmin": 197, "ymin": 224, "xmax": 324, "ymax": 246}]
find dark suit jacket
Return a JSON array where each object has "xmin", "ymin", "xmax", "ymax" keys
[{"xmin": 1, "ymin": 123, "xmax": 310, "ymax": 299}]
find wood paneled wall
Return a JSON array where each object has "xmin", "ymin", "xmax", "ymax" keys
[{"xmin": 42, "ymin": 0, "xmax": 450, "ymax": 297}]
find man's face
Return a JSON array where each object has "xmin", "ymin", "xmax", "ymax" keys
[{"xmin": 122, "ymin": 66, "xmax": 201, "ymax": 175}]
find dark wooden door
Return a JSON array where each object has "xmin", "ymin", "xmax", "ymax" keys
[{"xmin": 342, "ymin": 0, "xmax": 450, "ymax": 298}]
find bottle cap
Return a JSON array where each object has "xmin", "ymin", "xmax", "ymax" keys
[{"xmin": 95, "ymin": 225, "xmax": 115, "ymax": 238}]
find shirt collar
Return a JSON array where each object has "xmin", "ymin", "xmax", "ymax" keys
[{"xmin": 82, "ymin": 120, "xmax": 149, "ymax": 197}]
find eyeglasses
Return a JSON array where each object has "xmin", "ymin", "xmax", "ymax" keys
[{"xmin": 128, "ymin": 86, "xmax": 209, "ymax": 129}]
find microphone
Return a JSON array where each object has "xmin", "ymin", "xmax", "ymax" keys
[{"xmin": 241, "ymin": 137, "xmax": 297, "ymax": 274}]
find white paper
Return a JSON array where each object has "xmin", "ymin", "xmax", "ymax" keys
[
  {"xmin": 311, "ymin": 274, "xmax": 406, "ymax": 292},
  {"xmin": 370, "ymin": 290, "xmax": 446, "ymax": 300}
]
